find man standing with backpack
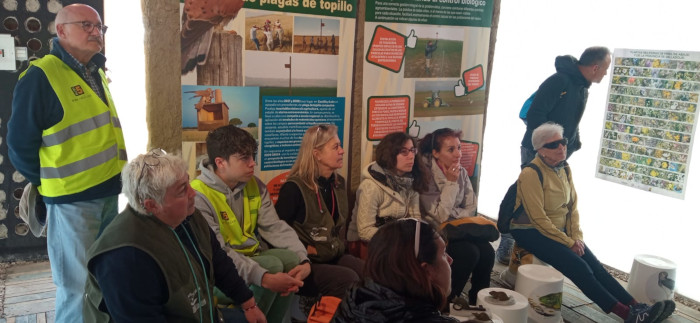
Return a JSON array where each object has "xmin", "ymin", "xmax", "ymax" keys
[{"xmin": 497, "ymin": 46, "xmax": 612, "ymax": 265}]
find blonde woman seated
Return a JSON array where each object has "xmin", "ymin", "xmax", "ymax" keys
[
  {"xmin": 418, "ymin": 128, "xmax": 494, "ymax": 305},
  {"xmin": 275, "ymin": 124, "xmax": 364, "ymax": 299},
  {"xmin": 346, "ymin": 132, "xmax": 430, "ymax": 258}
]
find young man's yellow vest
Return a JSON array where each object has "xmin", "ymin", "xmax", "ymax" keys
[
  {"xmin": 190, "ymin": 178, "xmax": 262, "ymax": 256},
  {"xmin": 20, "ymin": 55, "xmax": 127, "ymax": 197}
]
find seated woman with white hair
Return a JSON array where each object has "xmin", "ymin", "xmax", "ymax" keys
[
  {"xmin": 83, "ymin": 150, "xmax": 266, "ymax": 323},
  {"xmin": 509, "ymin": 122, "xmax": 673, "ymax": 323}
]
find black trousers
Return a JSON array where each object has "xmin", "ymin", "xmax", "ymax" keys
[{"xmin": 446, "ymin": 238, "xmax": 495, "ymax": 304}]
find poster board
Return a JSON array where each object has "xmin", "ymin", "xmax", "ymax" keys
[
  {"xmin": 596, "ymin": 49, "xmax": 700, "ymax": 199},
  {"xmin": 360, "ymin": 0, "xmax": 493, "ymax": 187}
]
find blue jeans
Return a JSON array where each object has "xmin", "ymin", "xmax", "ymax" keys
[
  {"xmin": 496, "ymin": 233, "xmax": 515, "ymax": 265},
  {"xmin": 46, "ymin": 196, "xmax": 118, "ymax": 323},
  {"xmin": 511, "ymin": 229, "xmax": 634, "ymax": 312}
]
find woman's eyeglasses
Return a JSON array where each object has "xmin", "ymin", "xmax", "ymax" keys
[
  {"xmin": 399, "ymin": 218, "xmax": 428, "ymax": 258},
  {"xmin": 314, "ymin": 124, "xmax": 331, "ymax": 147},
  {"xmin": 399, "ymin": 147, "xmax": 417, "ymax": 156},
  {"xmin": 542, "ymin": 138, "xmax": 568, "ymax": 149}
]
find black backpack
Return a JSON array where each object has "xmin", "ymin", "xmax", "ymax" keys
[{"xmin": 497, "ymin": 163, "xmax": 542, "ymax": 233}]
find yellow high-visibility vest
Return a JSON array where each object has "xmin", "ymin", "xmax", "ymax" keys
[
  {"xmin": 21, "ymin": 55, "xmax": 126, "ymax": 197},
  {"xmin": 191, "ymin": 178, "xmax": 262, "ymax": 256}
]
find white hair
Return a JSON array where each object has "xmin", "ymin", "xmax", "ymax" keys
[
  {"xmin": 121, "ymin": 150, "xmax": 187, "ymax": 214},
  {"xmin": 532, "ymin": 122, "xmax": 564, "ymax": 150}
]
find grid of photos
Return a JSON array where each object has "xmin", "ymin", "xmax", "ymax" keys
[{"xmin": 596, "ymin": 50, "xmax": 700, "ymax": 199}]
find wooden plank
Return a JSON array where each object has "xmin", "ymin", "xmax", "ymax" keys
[
  {"xmin": 3, "ymin": 298, "xmax": 56, "ymax": 317},
  {"xmin": 5, "ymin": 277, "xmax": 54, "ymax": 287},
  {"xmin": 45, "ymin": 311, "xmax": 54, "ymax": 323},
  {"xmin": 36, "ymin": 313, "xmax": 46, "ymax": 323},
  {"xmin": 561, "ymin": 306, "xmax": 597, "ymax": 323},
  {"xmin": 5, "ymin": 290, "xmax": 55, "ymax": 305},
  {"xmin": 5, "ymin": 272, "xmax": 52, "ymax": 284},
  {"xmin": 4, "ymin": 284, "xmax": 56, "ymax": 298},
  {"xmin": 5, "ymin": 263, "xmax": 50, "ymax": 278}
]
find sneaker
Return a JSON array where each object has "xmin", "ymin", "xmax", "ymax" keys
[
  {"xmin": 625, "ymin": 302, "xmax": 664, "ymax": 323},
  {"xmin": 655, "ymin": 300, "xmax": 675, "ymax": 322},
  {"xmin": 496, "ymin": 234, "xmax": 514, "ymax": 265}
]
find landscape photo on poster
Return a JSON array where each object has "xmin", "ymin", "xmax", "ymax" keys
[{"xmin": 181, "ymin": 85, "xmax": 260, "ymax": 138}]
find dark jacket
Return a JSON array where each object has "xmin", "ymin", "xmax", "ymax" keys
[
  {"xmin": 333, "ymin": 280, "xmax": 458, "ymax": 323},
  {"xmin": 84, "ymin": 206, "xmax": 253, "ymax": 322},
  {"xmin": 521, "ymin": 55, "xmax": 592, "ymax": 154}
]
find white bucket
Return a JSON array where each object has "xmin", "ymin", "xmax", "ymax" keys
[{"xmin": 627, "ymin": 254, "xmax": 676, "ymax": 304}]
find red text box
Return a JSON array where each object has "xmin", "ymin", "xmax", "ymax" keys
[
  {"xmin": 366, "ymin": 25, "xmax": 406, "ymax": 73},
  {"xmin": 460, "ymin": 141, "xmax": 479, "ymax": 177},
  {"xmin": 367, "ymin": 96, "xmax": 410, "ymax": 140},
  {"xmin": 462, "ymin": 65, "xmax": 484, "ymax": 93}
]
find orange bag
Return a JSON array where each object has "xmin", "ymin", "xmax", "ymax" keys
[
  {"xmin": 440, "ymin": 216, "xmax": 499, "ymax": 242},
  {"xmin": 307, "ymin": 296, "xmax": 342, "ymax": 323}
]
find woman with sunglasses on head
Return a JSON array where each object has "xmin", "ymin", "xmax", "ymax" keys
[
  {"xmin": 346, "ymin": 132, "xmax": 431, "ymax": 258},
  {"xmin": 275, "ymin": 124, "xmax": 364, "ymax": 302},
  {"xmin": 335, "ymin": 219, "xmax": 457, "ymax": 322},
  {"xmin": 418, "ymin": 128, "xmax": 494, "ymax": 306},
  {"xmin": 511, "ymin": 122, "xmax": 673, "ymax": 323}
]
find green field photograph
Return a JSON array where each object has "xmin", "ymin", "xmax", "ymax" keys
[
  {"xmin": 404, "ymin": 26, "xmax": 464, "ymax": 78},
  {"xmin": 413, "ymin": 80, "xmax": 485, "ymax": 117}
]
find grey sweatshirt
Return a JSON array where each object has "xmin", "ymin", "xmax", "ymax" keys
[{"xmin": 193, "ymin": 158, "xmax": 308, "ymax": 286}]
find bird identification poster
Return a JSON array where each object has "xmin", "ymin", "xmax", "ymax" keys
[
  {"xmin": 360, "ymin": 0, "xmax": 494, "ymax": 190},
  {"xmin": 178, "ymin": 0, "xmax": 357, "ymax": 201},
  {"xmin": 596, "ymin": 48, "xmax": 700, "ymax": 199}
]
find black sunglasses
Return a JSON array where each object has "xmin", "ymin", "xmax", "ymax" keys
[{"xmin": 542, "ymin": 138, "xmax": 568, "ymax": 149}]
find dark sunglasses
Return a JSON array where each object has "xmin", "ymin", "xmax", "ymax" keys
[{"xmin": 542, "ymin": 138, "xmax": 568, "ymax": 149}]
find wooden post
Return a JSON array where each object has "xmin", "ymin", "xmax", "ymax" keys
[
  {"xmin": 197, "ymin": 31, "xmax": 243, "ymax": 86},
  {"xmin": 141, "ymin": 0, "xmax": 182, "ymax": 153}
]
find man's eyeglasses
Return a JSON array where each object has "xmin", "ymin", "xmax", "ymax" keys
[
  {"xmin": 136, "ymin": 149, "xmax": 166, "ymax": 204},
  {"xmin": 399, "ymin": 147, "xmax": 417, "ymax": 156},
  {"xmin": 62, "ymin": 21, "xmax": 108, "ymax": 34},
  {"xmin": 542, "ymin": 138, "xmax": 568, "ymax": 150}
]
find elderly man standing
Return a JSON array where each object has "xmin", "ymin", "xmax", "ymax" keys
[{"xmin": 7, "ymin": 4, "xmax": 126, "ymax": 321}]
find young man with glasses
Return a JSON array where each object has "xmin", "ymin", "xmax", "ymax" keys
[
  {"xmin": 192, "ymin": 125, "xmax": 310, "ymax": 323},
  {"xmin": 8, "ymin": 4, "xmax": 126, "ymax": 322}
]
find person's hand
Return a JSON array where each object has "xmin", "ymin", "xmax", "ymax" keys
[
  {"xmin": 260, "ymin": 272, "xmax": 303, "ymax": 295},
  {"xmin": 444, "ymin": 162, "xmax": 460, "ymax": 182},
  {"xmin": 288, "ymin": 262, "xmax": 312, "ymax": 281},
  {"xmin": 307, "ymin": 245, "xmax": 318, "ymax": 255},
  {"xmin": 570, "ymin": 240, "xmax": 585, "ymax": 257},
  {"xmin": 241, "ymin": 297, "xmax": 267, "ymax": 323}
]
